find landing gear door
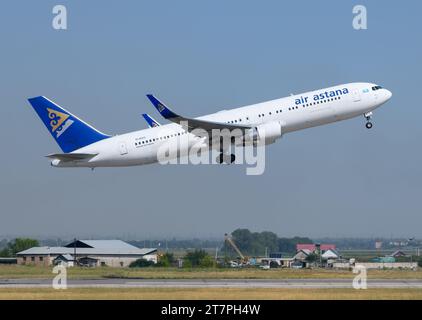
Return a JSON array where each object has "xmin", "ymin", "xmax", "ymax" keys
[
  {"xmin": 352, "ymin": 89, "xmax": 361, "ymax": 102},
  {"xmin": 119, "ymin": 141, "xmax": 128, "ymax": 155}
]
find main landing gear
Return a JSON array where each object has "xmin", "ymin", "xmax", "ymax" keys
[
  {"xmin": 217, "ymin": 153, "xmax": 236, "ymax": 164},
  {"xmin": 364, "ymin": 112, "xmax": 373, "ymax": 129}
]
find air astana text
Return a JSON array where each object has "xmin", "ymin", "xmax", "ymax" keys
[{"xmin": 295, "ymin": 88, "xmax": 349, "ymax": 105}]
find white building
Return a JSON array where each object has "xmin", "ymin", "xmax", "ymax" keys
[
  {"xmin": 321, "ymin": 249, "xmax": 340, "ymax": 260},
  {"xmin": 53, "ymin": 254, "xmax": 75, "ymax": 267},
  {"xmin": 17, "ymin": 239, "xmax": 157, "ymax": 267}
]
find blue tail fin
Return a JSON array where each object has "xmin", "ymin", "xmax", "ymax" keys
[{"xmin": 28, "ymin": 96, "xmax": 110, "ymax": 153}]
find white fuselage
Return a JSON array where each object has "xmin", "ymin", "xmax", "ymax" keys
[{"xmin": 53, "ymin": 82, "xmax": 392, "ymax": 167}]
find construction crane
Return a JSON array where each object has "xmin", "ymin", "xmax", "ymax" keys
[{"xmin": 224, "ymin": 233, "xmax": 247, "ymax": 266}]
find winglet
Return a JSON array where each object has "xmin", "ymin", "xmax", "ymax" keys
[
  {"xmin": 146, "ymin": 94, "xmax": 179, "ymax": 119},
  {"xmin": 142, "ymin": 113, "xmax": 161, "ymax": 128}
]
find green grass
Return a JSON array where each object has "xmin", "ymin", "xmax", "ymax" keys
[{"xmin": 0, "ymin": 265, "xmax": 421, "ymax": 280}]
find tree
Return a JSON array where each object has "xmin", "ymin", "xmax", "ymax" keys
[
  {"xmin": 228, "ymin": 229, "xmax": 313, "ymax": 256},
  {"xmin": 156, "ymin": 253, "xmax": 175, "ymax": 267},
  {"xmin": 183, "ymin": 259, "xmax": 193, "ymax": 268},
  {"xmin": 229, "ymin": 229, "xmax": 267, "ymax": 256},
  {"xmin": 305, "ymin": 253, "xmax": 317, "ymax": 263},
  {"xmin": 0, "ymin": 248, "xmax": 11, "ymax": 257},
  {"xmin": 129, "ymin": 258, "xmax": 155, "ymax": 268},
  {"xmin": 231, "ymin": 229, "xmax": 253, "ymax": 253},
  {"xmin": 184, "ymin": 250, "xmax": 213, "ymax": 268},
  {"xmin": 278, "ymin": 237, "xmax": 313, "ymax": 254},
  {"xmin": 257, "ymin": 231, "xmax": 279, "ymax": 254},
  {"xmin": 199, "ymin": 254, "xmax": 215, "ymax": 268},
  {"xmin": 2, "ymin": 238, "xmax": 39, "ymax": 257},
  {"xmin": 0, "ymin": 239, "xmax": 8, "ymax": 250}
]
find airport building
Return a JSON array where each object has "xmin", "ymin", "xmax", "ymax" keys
[
  {"xmin": 296, "ymin": 244, "xmax": 336, "ymax": 252},
  {"xmin": 16, "ymin": 239, "xmax": 157, "ymax": 267}
]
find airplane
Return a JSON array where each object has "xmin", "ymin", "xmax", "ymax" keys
[{"xmin": 27, "ymin": 82, "xmax": 392, "ymax": 168}]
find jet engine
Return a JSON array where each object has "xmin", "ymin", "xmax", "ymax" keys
[{"xmin": 241, "ymin": 121, "xmax": 283, "ymax": 146}]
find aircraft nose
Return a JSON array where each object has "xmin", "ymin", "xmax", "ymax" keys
[{"xmin": 385, "ymin": 89, "xmax": 392, "ymax": 100}]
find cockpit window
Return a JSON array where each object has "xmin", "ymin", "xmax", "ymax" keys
[{"xmin": 372, "ymin": 85, "xmax": 383, "ymax": 91}]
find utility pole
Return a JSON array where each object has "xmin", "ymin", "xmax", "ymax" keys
[
  {"xmin": 315, "ymin": 243, "xmax": 321, "ymax": 268},
  {"xmin": 73, "ymin": 237, "xmax": 77, "ymax": 266}
]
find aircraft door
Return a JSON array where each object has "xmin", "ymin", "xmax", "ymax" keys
[
  {"xmin": 352, "ymin": 89, "xmax": 361, "ymax": 102},
  {"xmin": 119, "ymin": 141, "xmax": 128, "ymax": 155}
]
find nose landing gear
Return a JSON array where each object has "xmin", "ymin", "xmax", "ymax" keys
[{"xmin": 364, "ymin": 112, "xmax": 373, "ymax": 129}]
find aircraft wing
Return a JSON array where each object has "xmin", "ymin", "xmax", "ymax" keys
[
  {"xmin": 146, "ymin": 94, "xmax": 252, "ymax": 135},
  {"xmin": 45, "ymin": 153, "xmax": 98, "ymax": 161}
]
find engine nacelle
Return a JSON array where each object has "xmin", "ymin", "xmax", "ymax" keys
[
  {"xmin": 255, "ymin": 121, "xmax": 283, "ymax": 145},
  {"xmin": 241, "ymin": 121, "xmax": 283, "ymax": 146}
]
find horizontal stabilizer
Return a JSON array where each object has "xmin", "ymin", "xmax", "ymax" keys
[{"xmin": 45, "ymin": 153, "xmax": 98, "ymax": 161}]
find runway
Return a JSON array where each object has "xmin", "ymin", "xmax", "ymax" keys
[{"xmin": 1, "ymin": 278, "xmax": 422, "ymax": 289}]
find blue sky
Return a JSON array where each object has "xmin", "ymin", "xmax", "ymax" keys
[{"xmin": 0, "ymin": 0, "xmax": 421, "ymax": 239}]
